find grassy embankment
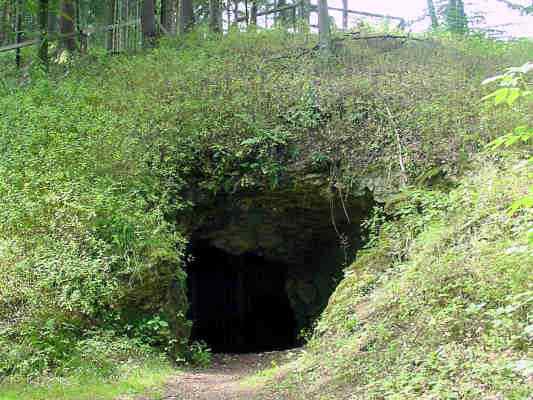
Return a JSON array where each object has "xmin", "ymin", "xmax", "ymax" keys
[
  {"xmin": 1, "ymin": 30, "xmax": 531, "ymax": 398},
  {"xmin": 255, "ymin": 153, "xmax": 532, "ymax": 399}
]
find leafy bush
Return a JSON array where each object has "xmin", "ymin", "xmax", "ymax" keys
[
  {"xmin": 275, "ymin": 155, "xmax": 533, "ymax": 399},
  {"xmin": 0, "ymin": 331, "xmax": 156, "ymax": 380},
  {"xmin": 183, "ymin": 341, "xmax": 212, "ymax": 368},
  {"xmin": 483, "ymin": 62, "xmax": 533, "ymax": 226}
]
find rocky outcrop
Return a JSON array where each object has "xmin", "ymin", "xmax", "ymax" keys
[{"xmin": 184, "ymin": 172, "xmax": 374, "ymax": 333}]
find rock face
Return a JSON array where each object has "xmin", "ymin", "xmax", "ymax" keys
[{"xmin": 185, "ymin": 174, "xmax": 374, "ymax": 337}]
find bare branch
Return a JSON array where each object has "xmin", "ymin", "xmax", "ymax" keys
[{"xmin": 494, "ymin": 0, "xmax": 533, "ymax": 15}]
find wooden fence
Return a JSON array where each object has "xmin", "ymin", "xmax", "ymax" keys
[
  {"xmin": 233, "ymin": 1, "xmax": 405, "ymax": 31},
  {"xmin": 0, "ymin": 21, "xmax": 142, "ymax": 68},
  {"xmin": 1, "ymin": 0, "xmax": 405, "ymax": 68},
  {"xmin": 0, "ymin": 0, "xmax": 143, "ymax": 68}
]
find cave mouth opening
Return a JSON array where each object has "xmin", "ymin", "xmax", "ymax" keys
[{"xmin": 187, "ymin": 241, "xmax": 298, "ymax": 354}]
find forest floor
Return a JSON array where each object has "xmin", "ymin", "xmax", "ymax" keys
[{"xmin": 136, "ymin": 349, "xmax": 300, "ymax": 400}]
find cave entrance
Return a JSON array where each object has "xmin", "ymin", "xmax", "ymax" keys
[
  {"xmin": 185, "ymin": 187, "xmax": 374, "ymax": 353},
  {"xmin": 187, "ymin": 241, "xmax": 297, "ymax": 353}
]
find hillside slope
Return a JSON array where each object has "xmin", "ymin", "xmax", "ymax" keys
[
  {"xmin": 263, "ymin": 154, "xmax": 532, "ymax": 399},
  {"xmin": 0, "ymin": 30, "xmax": 532, "ymax": 395}
]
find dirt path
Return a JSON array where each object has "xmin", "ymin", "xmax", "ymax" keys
[{"xmin": 151, "ymin": 350, "xmax": 299, "ymax": 400}]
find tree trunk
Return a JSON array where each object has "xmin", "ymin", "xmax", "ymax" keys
[
  {"xmin": 446, "ymin": 0, "xmax": 467, "ymax": 33},
  {"xmin": 48, "ymin": 1, "xmax": 58, "ymax": 34},
  {"xmin": 161, "ymin": 0, "xmax": 168, "ymax": 31},
  {"xmin": 277, "ymin": 0, "xmax": 288, "ymax": 26},
  {"xmin": 318, "ymin": 0, "xmax": 330, "ymax": 53},
  {"xmin": 59, "ymin": 0, "xmax": 76, "ymax": 51},
  {"xmin": 231, "ymin": 0, "xmax": 238, "ymax": 27},
  {"xmin": 141, "ymin": 0, "xmax": 157, "ymax": 47},
  {"xmin": 38, "ymin": 0, "xmax": 49, "ymax": 69},
  {"xmin": 209, "ymin": 0, "xmax": 221, "ymax": 32},
  {"xmin": 179, "ymin": 0, "xmax": 194, "ymax": 34},
  {"xmin": 427, "ymin": 0, "xmax": 438, "ymax": 28},
  {"xmin": 458, "ymin": 0, "xmax": 467, "ymax": 32},
  {"xmin": 170, "ymin": 0, "xmax": 179, "ymax": 34},
  {"xmin": 0, "ymin": 0, "xmax": 10, "ymax": 45},
  {"xmin": 16, "ymin": 0, "xmax": 22, "ymax": 68},
  {"xmin": 106, "ymin": 0, "xmax": 116, "ymax": 53},
  {"xmin": 457, "ymin": 0, "xmax": 467, "ymax": 29},
  {"xmin": 299, "ymin": 0, "xmax": 310, "ymax": 27},
  {"xmin": 446, "ymin": 0, "xmax": 456, "ymax": 30},
  {"xmin": 161, "ymin": 0, "xmax": 177, "ymax": 34},
  {"xmin": 250, "ymin": 0, "xmax": 257, "ymax": 25},
  {"xmin": 341, "ymin": 0, "xmax": 347, "ymax": 30}
]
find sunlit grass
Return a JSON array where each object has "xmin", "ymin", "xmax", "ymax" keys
[
  {"xmin": 267, "ymin": 154, "xmax": 533, "ymax": 399},
  {"xmin": 0, "ymin": 362, "xmax": 177, "ymax": 400}
]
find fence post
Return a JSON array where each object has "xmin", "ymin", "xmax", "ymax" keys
[
  {"xmin": 342, "ymin": 0, "xmax": 347, "ymax": 30},
  {"xmin": 38, "ymin": 0, "xmax": 49, "ymax": 69},
  {"xmin": 226, "ymin": 1, "xmax": 230, "ymax": 29},
  {"xmin": 292, "ymin": 2, "xmax": 296, "ymax": 31},
  {"xmin": 15, "ymin": 0, "xmax": 22, "ymax": 68},
  {"xmin": 300, "ymin": 0, "xmax": 310, "ymax": 27}
]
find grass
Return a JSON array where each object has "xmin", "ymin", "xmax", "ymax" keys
[
  {"xmin": 240, "ymin": 360, "xmax": 291, "ymax": 389},
  {"xmin": 0, "ymin": 361, "xmax": 177, "ymax": 400},
  {"xmin": 263, "ymin": 153, "xmax": 533, "ymax": 399}
]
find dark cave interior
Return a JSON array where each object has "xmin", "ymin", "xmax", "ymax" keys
[
  {"xmin": 185, "ymin": 189, "xmax": 373, "ymax": 354},
  {"xmin": 187, "ymin": 241, "xmax": 298, "ymax": 353}
]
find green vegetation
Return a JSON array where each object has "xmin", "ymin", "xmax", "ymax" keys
[
  {"xmin": 484, "ymin": 62, "xmax": 533, "ymax": 218},
  {"xmin": 262, "ymin": 153, "xmax": 532, "ymax": 399},
  {"xmin": 255, "ymin": 43, "xmax": 533, "ymax": 400},
  {"xmin": 1, "ymin": 24, "xmax": 532, "ymax": 398},
  {"xmin": 0, "ymin": 359, "xmax": 174, "ymax": 400}
]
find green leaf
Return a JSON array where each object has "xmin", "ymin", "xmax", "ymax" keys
[
  {"xmin": 494, "ymin": 88, "xmax": 510, "ymax": 105},
  {"xmin": 509, "ymin": 195, "xmax": 533, "ymax": 214},
  {"xmin": 505, "ymin": 88, "xmax": 521, "ymax": 106}
]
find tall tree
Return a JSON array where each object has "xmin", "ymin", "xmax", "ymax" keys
[
  {"xmin": 38, "ymin": 0, "xmax": 49, "ymax": 68},
  {"xmin": 141, "ymin": 0, "xmax": 157, "ymax": 46},
  {"xmin": 48, "ymin": 1, "xmax": 58, "ymax": 33},
  {"xmin": 169, "ymin": 0, "xmax": 178, "ymax": 34},
  {"xmin": 277, "ymin": 0, "xmax": 288, "ymax": 26},
  {"xmin": 209, "ymin": 0, "xmax": 221, "ymax": 32},
  {"xmin": 179, "ymin": 0, "xmax": 194, "ymax": 34},
  {"xmin": 299, "ymin": 0, "xmax": 310, "ymax": 26},
  {"xmin": 341, "ymin": 0, "xmax": 347, "ymax": 30},
  {"xmin": 318, "ymin": 0, "xmax": 330, "ymax": 53},
  {"xmin": 231, "ymin": 0, "xmax": 238, "ymax": 27},
  {"xmin": 446, "ymin": 0, "xmax": 467, "ymax": 33},
  {"xmin": 250, "ymin": 0, "xmax": 258, "ymax": 25},
  {"xmin": 161, "ymin": 0, "xmax": 168, "ymax": 31},
  {"xmin": 161, "ymin": 0, "xmax": 178, "ymax": 34},
  {"xmin": 0, "ymin": 0, "xmax": 11, "ymax": 45},
  {"xmin": 427, "ymin": 0, "xmax": 439, "ymax": 28},
  {"xmin": 159, "ymin": 0, "xmax": 168, "ymax": 29},
  {"xmin": 16, "ymin": 0, "xmax": 22, "ymax": 67},
  {"xmin": 106, "ymin": 0, "xmax": 116, "ymax": 53},
  {"xmin": 59, "ymin": 0, "xmax": 76, "ymax": 51}
]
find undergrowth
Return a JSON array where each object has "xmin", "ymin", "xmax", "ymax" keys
[
  {"xmin": 0, "ymin": 357, "xmax": 173, "ymax": 400},
  {"xmin": 267, "ymin": 153, "xmax": 532, "ymax": 399},
  {"xmin": 0, "ymin": 28, "xmax": 531, "ymax": 386}
]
